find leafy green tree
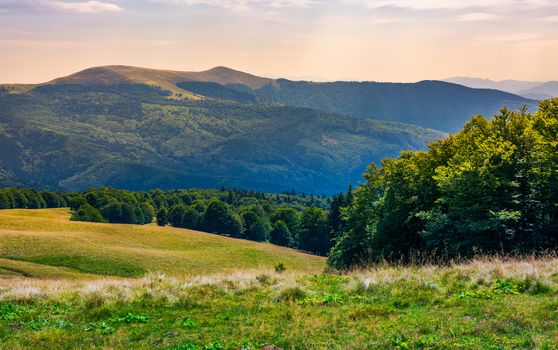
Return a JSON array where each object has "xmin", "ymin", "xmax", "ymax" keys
[
  {"xmin": 138, "ymin": 202, "xmax": 155, "ymax": 224},
  {"xmin": 330, "ymin": 99, "xmax": 558, "ymax": 268},
  {"xmin": 241, "ymin": 210, "xmax": 270, "ymax": 241},
  {"xmin": 270, "ymin": 220, "xmax": 292, "ymax": 247},
  {"xmin": 271, "ymin": 208, "xmax": 300, "ymax": 245},
  {"xmin": 299, "ymin": 205, "xmax": 329, "ymax": 255},
  {"xmin": 168, "ymin": 204, "xmax": 187, "ymax": 227},
  {"xmin": 327, "ymin": 193, "xmax": 346, "ymax": 242},
  {"xmin": 41, "ymin": 191, "xmax": 67, "ymax": 208},
  {"xmin": 156, "ymin": 207, "xmax": 168, "ymax": 226},
  {"xmin": 71, "ymin": 203, "xmax": 106, "ymax": 223},
  {"xmin": 101, "ymin": 202, "xmax": 123, "ymax": 224},
  {"xmin": 328, "ymin": 164, "xmax": 382, "ymax": 269},
  {"xmin": 203, "ymin": 199, "xmax": 243, "ymax": 237},
  {"xmin": 345, "ymin": 185, "xmax": 354, "ymax": 206},
  {"xmin": 0, "ymin": 191, "xmax": 12, "ymax": 209},
  {"xmin": 67, "ymin": 194, "xmax": 88, "ymax": 211},
  {"xmin": 181, "ymin": 206, "xmax": 202, "ymax": 230}
]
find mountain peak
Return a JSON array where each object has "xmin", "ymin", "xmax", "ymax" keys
[
  {"xmin": 200, "ymin": 66, "xmax": 275, "ymax": 88},
  {"xmin": 43, "ymin": 65, "xmax": 275, "ymax": 91},
  {"xmin": 205, "ymin": 66, "xmax": 238, "ymax": 73}
]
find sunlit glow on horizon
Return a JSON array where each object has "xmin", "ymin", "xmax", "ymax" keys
[{"xmin": 0, "ymin": 0, "xmax": 557, "ymax": 83}]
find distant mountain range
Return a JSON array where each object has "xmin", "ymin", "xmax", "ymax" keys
[
  {"xmin": 444, "ymin": 77, "xmax": 558, "ymax": 100},
  {"xmin": 18, "ymin": 65, "xmax": 536, "ymax": 132},
  {"xmin": 0, "ymin": 65, "xmax": 540, "ymax": 193}
]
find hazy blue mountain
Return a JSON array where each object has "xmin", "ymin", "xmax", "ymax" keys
[
  {"xmin": 0, "ymin": 81, "xmax": 442, "ymax": 194},
  {"xmin": 444, "ymin": 77, "xmax": 541, "ymax": 93},
  {"xmin": 251, "ymin": 79, "xmax": 535, "ymax": 132},
  {"xmin": 444, "ymin": 77, "xmax": 558, "ymax": 100},
  {"xmin": 517, "ymin": 81, "xmax": 558, "ymax": 100},
  {"xmin": 1, "ymin": 65, "xmax": 536, "ymax": 193}
]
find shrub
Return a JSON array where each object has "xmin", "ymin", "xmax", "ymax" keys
[
  {"xmin": 274, "ymin": 263, "xmax": 286, "ymax": 274},
  {"xmin": 277, "ymin": 287, "xmax": 307, "ymax": 302}
]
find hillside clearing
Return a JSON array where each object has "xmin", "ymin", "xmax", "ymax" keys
[{"xmin": 0, "ymin": 209, "xmax": 324, "ymax": 279}]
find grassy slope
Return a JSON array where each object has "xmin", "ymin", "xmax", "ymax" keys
[
  {"xmin": 0, "ymin": 209, "xmax": 324, "ymax": 278},
  {"xmin": 47, "ymin": 65, "xmax": 276, "ymax": 100},
  {"xmin": 0, "ymin": 210, "xmax": 557, "ymax": 349}
]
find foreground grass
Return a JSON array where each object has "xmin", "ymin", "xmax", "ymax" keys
[
  {"xmin": 1, "ymin": 209, "xmax": 557, "ymax": 348},
  {"xmin": 1, "ymin": 257, "xmax": 557, "ymax": 349},
  {"xmin": 0, "ymin": 209, "xmax": 324, "ymax": 278}
]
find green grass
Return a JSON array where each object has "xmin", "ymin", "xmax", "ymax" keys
[
  {"xmin": 1, "ymin": 209, "xmax": 557, "ymax": 349},
  {"xmin": 0, "ymin": 209, "xmax": 324, "ymax": 278}
]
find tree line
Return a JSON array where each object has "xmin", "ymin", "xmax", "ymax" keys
[
  {"xmin": 329, "ymin": 99, "xmax": 558, "ymax": 268},
  {"xmin": 0, "ymin": 186, "xmax": 352, "ymax": 256},
  {"xmin": 3, "ymin": 99, "xmax": 556, "ymax": 266}
]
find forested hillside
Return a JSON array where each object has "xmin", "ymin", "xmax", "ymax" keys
[
  {"xmin": 254, "ymin": 79, "xmax": 536, "ymax": 132},
  {"xmin": 0, "ymin": 82, "xmax": 441, "ymax": 193},
  {"xmin": 329, "ymin": 99, "xmax": 558, "ymax": 268},
  {"xmin": 0, "ymin": 65, "xmax": 538, "ymax": 193},
  {"xmin": 0, "ymin": 186, "xmax": 342, "ymax": 256},
  {"xmin": 176, "ymin": 71, "xmax": 536, "ymax": 132}
]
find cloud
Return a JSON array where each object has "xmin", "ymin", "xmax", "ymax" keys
[
  {"xmin": 456, "ymin": 12, "xmax": 500, "ymax": 22},
  {"xmin": 153, "ymin": 0, "xmax": 315, "ymax": 11},
  {"xmin": 49, "ymin": 1, "xmax": 122, "ymax": 13},
  {"xmin": 541, "ymin": 15, "xmax": 558, "ymax": 22},
  {"xmin": 0, "ymin": 0, "xmax": 122, "ymax": 14},
  {"xmin": 344, "ymin": 0, "xmax": 556, "ymax": 11}
]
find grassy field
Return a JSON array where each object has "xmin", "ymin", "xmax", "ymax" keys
[
  {"xmin": 0, "ymin": 209, "xmax": 324, "ymax": 278},
  {"xmin": 1, "ymin": 210, "xmax": 557, "ymax": 349}
]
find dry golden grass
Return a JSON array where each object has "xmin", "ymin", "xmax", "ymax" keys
[
  {"xmin": 0, "ymin": 209, "xmax": 324, "ymax": 279},
  {"xmin": 1, "ymin": 255, "xmax": 557, "ymax": 349},
  {"xmin": 1, "ymin": 215, "xmax": 557, "ymax": 349},
  {"xmin": 43, "ymin": 65, "xmax": 277, "ymax": 100}
]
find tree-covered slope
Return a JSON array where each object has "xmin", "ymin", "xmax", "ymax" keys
[
  {"xmin": 5, "ymin": 65, "xmax": 536, "ymax": 132},
  {"xmin": 171, "ymin": 68, "xmax": 536, "ymax": 132},
  {"xmin": 329, "ymin": 99, "xmax": 558, "ymax": 268},
  {"xmin": 253, "ymin": 80, "xmax": 537, "ymax": 132},
  {"xmin": 0, "ymin": 83, "xmax": 442, "ymax": 193}
]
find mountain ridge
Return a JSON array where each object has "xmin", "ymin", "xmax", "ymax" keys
[
  {"xmin": 0, "ymin": 65, "xmax": 539, "ymax": 193},
  {"xmin": 444, "ymin": 76, "xmax": 558, "ymax": 100},
  {"xmin": 2, "ymin": 65, "xmax": 536, "ymax": 132},
  {"xmin": 0, "ymin": 82, "xmax": 443, "ymax": 193},
  {"xmin": 47, "ymin": 65, "xmax": 275, "ymax": 89}
]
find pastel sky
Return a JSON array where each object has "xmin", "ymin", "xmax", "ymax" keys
[{"xmin": 1, "ymin": 0, "xmax": 558, "ymax": 83}]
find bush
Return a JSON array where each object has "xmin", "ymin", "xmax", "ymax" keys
[
  {"xmin": 71, "ymin": 204, "xmax": 106, "ymax": 223},
  {"xmin": 274, "ymin": 263, "xmax": 286, "ymax": 274},
  {"xmin": 277, "ymin": 287, "xmax": 307, "ymax": 302}
]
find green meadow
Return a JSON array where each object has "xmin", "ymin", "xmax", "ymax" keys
[{"xmin": 1, "ymin": 209, "xmax": 557, "ymax": 349}]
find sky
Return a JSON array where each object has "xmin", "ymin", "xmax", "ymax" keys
[{"xmin": 1, "ymin": 0, "xmax": 558, "ymax": 83}]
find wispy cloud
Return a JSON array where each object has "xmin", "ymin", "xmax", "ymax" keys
[
  {"xmin": 0, "ymin": 0, "xmax": 122, "ymax": 14},
  {"xmin": 152, "ymin": 0, "xmax": 315, "ymax": 11},
  {"xmin": 345, "ymin": 0, "xmax": 556, "ymax": 11},
  {"xmin": 49, "ymin": 1, "xmax": 122, "ymax": 13},
  {"xmin": 456, "ymin": 12, "xmax": 500, "ymax": 22}
]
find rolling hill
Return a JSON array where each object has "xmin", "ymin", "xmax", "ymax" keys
[
  {"xmin": 251, "ymin": 79, "xmax": 535, "ymax": 132},
  {"xmin": 0, "ymin": 79, "xmax": 442, "ymax": 193},
  {"xmin": 177, "ymin": 76, "xmax": 536, "ymax": 132},
  {"xmin": 0, "ymin": 208, "xmax": 324, "ymax": 278},
  {"xmin": 0, "ymin": 65, "xmax": 537, "ymax": 192},
  {"xmin": 3, "ymin": 65, "xmax": 536, "ymax": 132}
]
